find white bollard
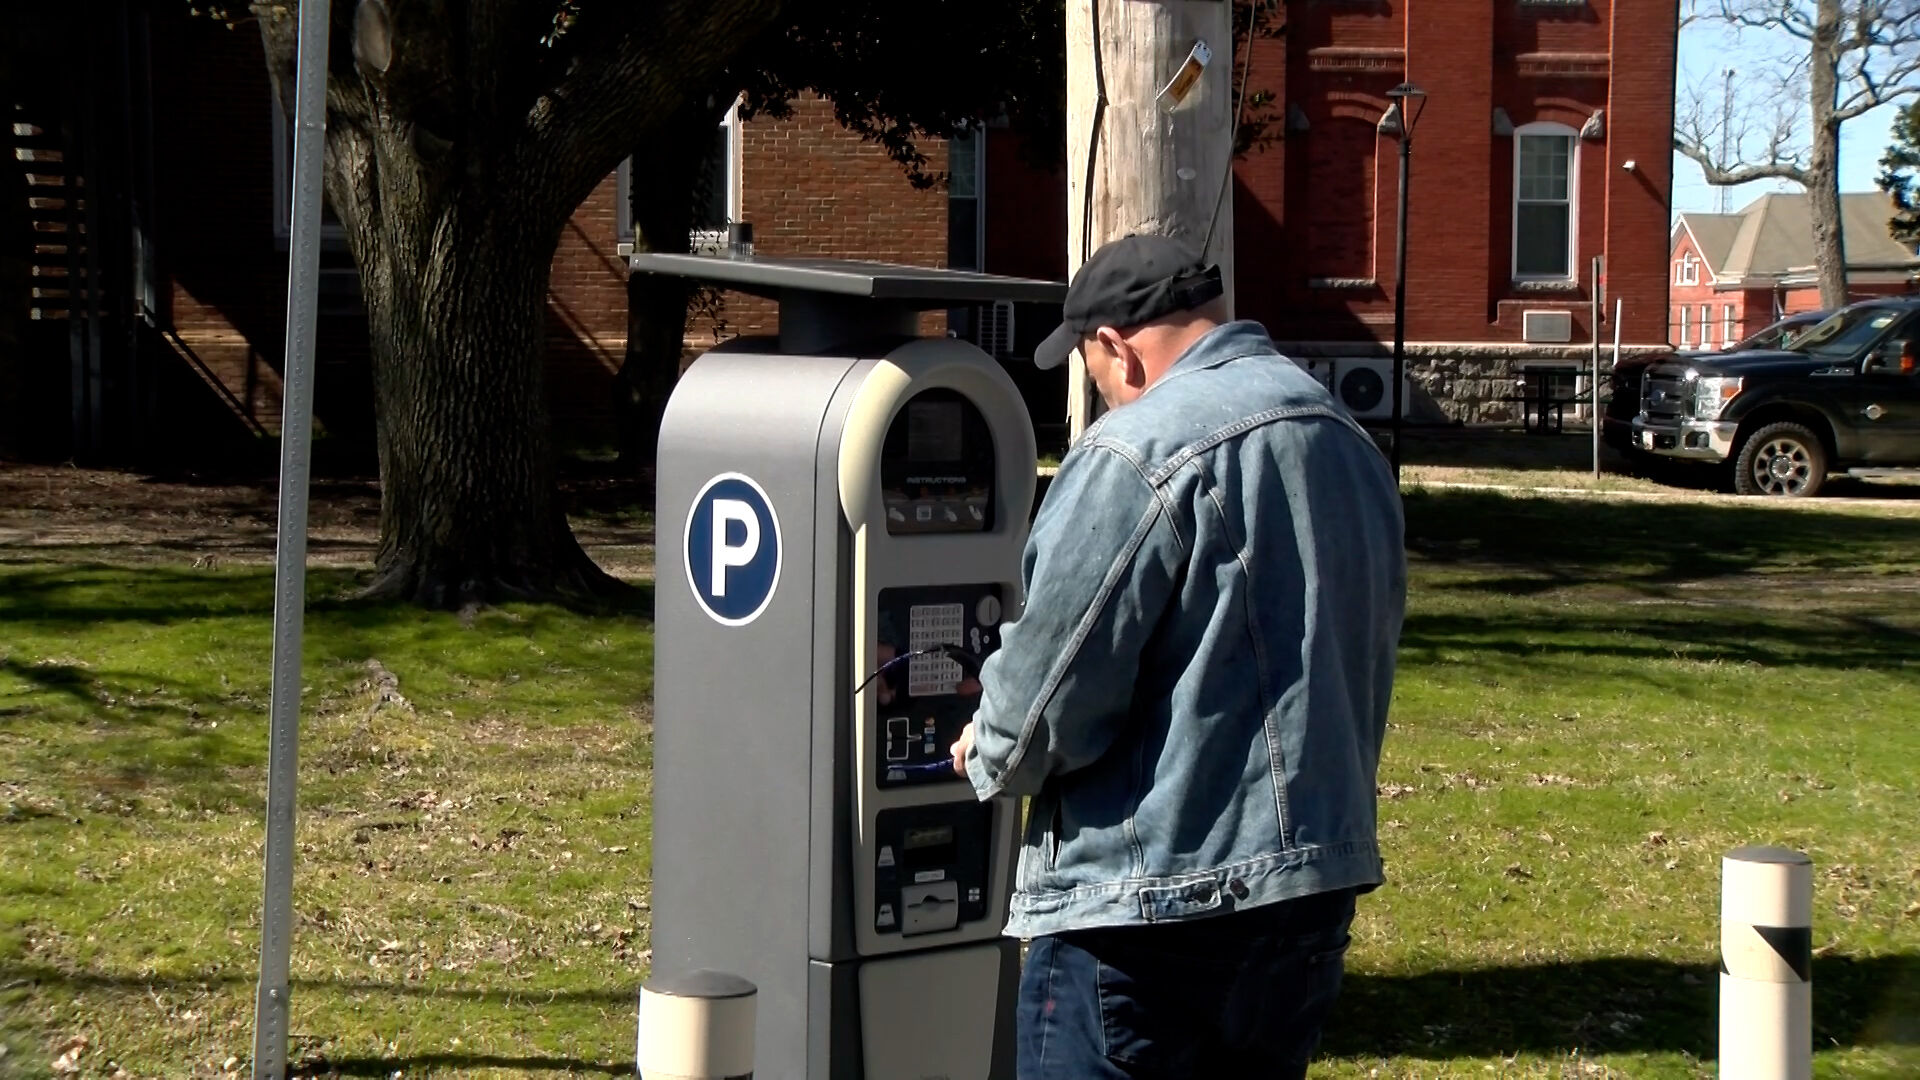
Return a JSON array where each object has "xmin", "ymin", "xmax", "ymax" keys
[
  {"xmin": 636, "ymin": 969, "xmax": 758, "ymax": 1080},
  {"xmin": 1720, "ymin": 846, "xmax": 1812, "ymax": 1080}
]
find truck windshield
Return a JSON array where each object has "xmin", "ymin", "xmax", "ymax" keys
[{"xmin": 1785, "ymin": 307, "xmax": 1903, "ymax": 358}]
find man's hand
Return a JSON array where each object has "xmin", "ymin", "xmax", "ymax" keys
[{"xmin": 949, "ymin": 722, "xmax": 975, "ymax": 779}]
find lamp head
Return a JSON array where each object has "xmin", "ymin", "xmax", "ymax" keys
[{"xmin": 1384, "ymin": 82, "xmax": 1427, "ymax": 137}]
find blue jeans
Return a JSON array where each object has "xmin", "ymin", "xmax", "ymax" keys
[{"xmin": 1016, "ymin": 889, "xmax": 1356, "ymax": 1079}]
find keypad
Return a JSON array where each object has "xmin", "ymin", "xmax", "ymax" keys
[{"xmin": 907, "ymin": 603, "xmax": 966, "ymax": 696}]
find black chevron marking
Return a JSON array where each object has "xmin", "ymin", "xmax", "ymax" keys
[{"xmin": 1753, "ymin": 924, "xmax": 1812, "ymax": 983}]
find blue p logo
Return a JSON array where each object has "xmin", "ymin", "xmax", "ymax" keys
[{"xmin": 684, "ymin": 473, "xmax": 782, "ymax": 626}]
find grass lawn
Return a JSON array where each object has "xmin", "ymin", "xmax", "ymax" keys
[{"xmin": 2, "ymin": 471, "xmax": 1917, "ymax": 1078}]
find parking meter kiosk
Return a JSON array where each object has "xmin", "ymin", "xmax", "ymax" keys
[{"xmin": 641, "ymin": 253, "xmax": 1065, "ymax": 1080}]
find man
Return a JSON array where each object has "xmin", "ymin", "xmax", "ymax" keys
[{"xmin": 949, "ymin": 234, "xmax": 1406, "ymax": 1077}]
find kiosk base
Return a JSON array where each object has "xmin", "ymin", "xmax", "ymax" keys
[
  {"xmin": 804, "ymin": 940, "xmax": 1019, "ymax": 1080},
  {"xmin": 858, "ymin": 943, "xmax": 1012, "ymax": 1080}
]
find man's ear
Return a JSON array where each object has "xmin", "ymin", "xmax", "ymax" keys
[
  {"xmin": 1103, "ymin": 331, "xmax": 1148, "ymax": 389},
  {"xmin": 1121, "ymin": 342, "xmax": 1144, "ymax": 388}
]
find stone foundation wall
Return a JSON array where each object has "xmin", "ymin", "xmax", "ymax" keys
[{"xmin": 1277, "ymin": 341, "xmax": 1672, "ymax": 424}]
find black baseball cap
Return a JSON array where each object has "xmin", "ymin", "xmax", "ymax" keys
[{"xmin": 1033, "ymin": 234, "xmax": 1225, "ymax": 370}]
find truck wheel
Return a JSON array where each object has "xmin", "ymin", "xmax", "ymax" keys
[{"xmin": 1733, "ymin": 422, "xmax": 1827, "ymax": 498}]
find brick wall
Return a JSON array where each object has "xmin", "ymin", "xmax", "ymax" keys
[
  {"xmin": 1604, "ymin": 0, "xmax": 1681, "ymax": 348},
  {"xmin": 545, "ymin": 173, "xmax": 629, "ymax": 446},
  {"xmin": 151, "ymin": 12, "xmax": 297, "ymax": 436},
  {"xmin": 1223, "ymin": 0, "xmax": 1679, "ymax": 422},
  {"xmin": 724, "ymin": 96, "xmax": 951, "ymax": 341}
]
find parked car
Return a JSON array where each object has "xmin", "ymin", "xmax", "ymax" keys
[
  {"xmin": 1602, "ymin": 312, "xmax": 1832, "ymax": 456},
  {"xmin": 1629, "ymin": 298, "xmax": 1920, "ymax": 496},
  {"xmin": 1697, "ymin": 310, "xmax": 1829, "ymax": 356}
]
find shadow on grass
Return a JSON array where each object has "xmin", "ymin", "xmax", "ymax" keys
[
  {"xmin": 1404, "ymin": 489, "xmax": 1920, "ymax": 593},
  {"xmin": 1400, "ymin": 610, "xmax": 1920, "ymax": 673},
  {"xmin": 0, "ymin": 961, "xmax": 633, "ymax": 1004},
  {"xmin": 6, "ymin": 955, "xmax": 1915, "ymax": 1064},
  {"xmin": 0, "ymin": 564, "xmax": 657, "ymax": 628},
  {"xmin": 1324, "ymin": 954, "xmax": 1920, "ymax": 1061},
  {"xmin": 1401, "ymin": 428, "xmax": 1609, "ymax": 474},
  {"xmin": 0, "ymin": 563, "xmax": 655, "ymax": 800}
]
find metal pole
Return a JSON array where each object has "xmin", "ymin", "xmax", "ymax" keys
[
  {"xmin": 1718, "ymin": 69, "xmax": 1735, "ymax": 215},
  {"xmin": 1603, "ymin": 297, "xmax": 1621, "ymax": 478},
  {"xmin": 1590, "ymin": 255, "xmax": 1602, "ymax": 478},
  {"xmin": 1391, "ymin": 132, "xmax": 1411, "ymax": 479},
  {"xmin": 1720, "ymin": 846, "xmax": 1813, "ymax": 1080},
  {"xmin": 251, "ymin": 0, "xmax": 331, "ymax": 1074}
]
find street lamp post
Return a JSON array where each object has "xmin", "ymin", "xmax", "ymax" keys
[{"xmin": 1386, "ymin": 82, "xmax": 1426, "ymax": 480}]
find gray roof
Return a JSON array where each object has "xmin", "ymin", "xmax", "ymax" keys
[
  {"xmin": 1680, "ymin": 212, "xmax": 1744, "ymax": 270},
  {"xmin": 1678, "ymin": 191, "xmax": 1920, "ymax": 286}
]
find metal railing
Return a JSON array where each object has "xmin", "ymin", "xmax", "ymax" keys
[{"xmin": 150, "ymin": 321, "xmax": 273, "ymax": 440}]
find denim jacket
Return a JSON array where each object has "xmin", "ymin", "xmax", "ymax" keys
[{"xmin": 963, "ymin": 321, "xmax": 1407, "ymax": 938}]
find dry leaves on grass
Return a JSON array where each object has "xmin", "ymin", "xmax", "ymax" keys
[{"xmin": 51, "ymin": 1035, "xmax": 91, "ymax": 1075}]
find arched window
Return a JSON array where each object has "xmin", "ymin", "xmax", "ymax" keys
[{"xmin": 1513, "ymin": 122, "xmax": 1579, "ymax": 281}]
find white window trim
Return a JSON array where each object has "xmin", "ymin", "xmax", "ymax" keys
[
  {"xmin": 1699, "ymin": 304, "xmax": 1710, "ymax": 347},
  {"xmin": 1723, "ymin": 304, "xmax": 1736, "ymax": 343},
  {"xmin": 269, "ymin": 85, "xmax": 349, "ymax": 247},
  {"xmin": 1512, "ymin": 121, "xmax": 1579, "ymax": 283},
  {"xmin": 615, "ymin": 98, "xmax": 743, "ymax": 256},
  {"xmin": 1678, "ymin": 305, "xmax": 1689, "ymax": 345},
  {"xmin": 1675, "ymin": 253, "xmax": 1700, "ymax": 286},
  {"xmin": 948, "ymin": 125, "xmax": 987, "ymax": 272}
]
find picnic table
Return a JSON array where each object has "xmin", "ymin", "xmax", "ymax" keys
[{"xmin": 1505, "ymin": 363, "xmax": 1592, "ymax": 434}]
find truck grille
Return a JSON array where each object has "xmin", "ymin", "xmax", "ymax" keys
[{"xmin": 1639, "ymin": 370, "xmax": 1690, "ymax": 420}]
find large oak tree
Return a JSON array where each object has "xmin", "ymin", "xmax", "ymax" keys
[{"xmin": 245, "ymin": 0, "xmax": 1062, "ymax": 607}]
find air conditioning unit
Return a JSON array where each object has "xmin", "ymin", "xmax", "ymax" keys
[
  {"xmin": 1330, "ymin": 358, "xmax": 1413, "ymax": 421},
  {"xmin": 973, "ymin": 300, "xmax": 1016, "ymax": 360},
  {"xmin": 1522, "ymin": 309, "xmax": 1575, "ymax": 343},
  {"xmin": 1288, "ymin": 356, "xmax": 1337, "ymax": 393}
]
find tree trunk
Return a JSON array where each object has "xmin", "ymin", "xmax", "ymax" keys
[
  {"xmin": 1808, "ymin": 0, "xmax": 1849, "ymax": 310},
  {"xmin": 337, "ymin": 127, "xmax": 624, "ymax": 607},
  {"xmin": 248, "ymin": 0, "xmax": 792, "ymax": 608},
  {"xmin": 616, "ymin": 104, "xmax": 720, "ymax": 473}
]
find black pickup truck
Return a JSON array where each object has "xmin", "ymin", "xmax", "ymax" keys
[{"xmin": 1628, "ymin": 297, "xmax": 1920, "ymax": 496}]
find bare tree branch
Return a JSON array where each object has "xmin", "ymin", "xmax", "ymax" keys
[
  {"xmin": 1674, "ymin": 63, "xmax": 1812, "ymax": 182},
  {"xmin": 1836, "ymin": 80, "xmax": 1920, "ymax": 119},
  {"xmin": 1674, "ymin": 137, "xmax": 1812, "ymax": 184},
  {"xmin": 1717, "ymin": 0, "xmax": 1819, "ymax": 40}
]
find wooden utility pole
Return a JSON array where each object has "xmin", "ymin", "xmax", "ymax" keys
[{"xmin": 1065, "ymin": 0, "xmax": 1238, "ymax": 441}]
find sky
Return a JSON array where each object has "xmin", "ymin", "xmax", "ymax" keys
[{"xmin": 1667, "ymin": 17, "xmax": 1907, "ymax": 221}]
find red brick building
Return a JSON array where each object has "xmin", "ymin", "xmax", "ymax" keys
[
  {"xmin": 704, "ymin": 0, "xmax": 1681, "ymax": 424},
  {"xmin": 1227, "ymin": 0, "xmax": 1679, "ymax": 421},
  {"xmin": 5, "ymin": 0, "xmax": 1684, "ymax": 468},
  {"xmin": 1668, "ymin": 191, "xmax": 1920, "ymax": 349}
]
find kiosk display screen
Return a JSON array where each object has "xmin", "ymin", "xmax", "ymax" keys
[
  {"xmin": 906, "ymin": 400, "xmax": 964, "ymax": 462},
  {"xmin": 881, "ymin": 389, "xmax": 995, "ymax": 535}
]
